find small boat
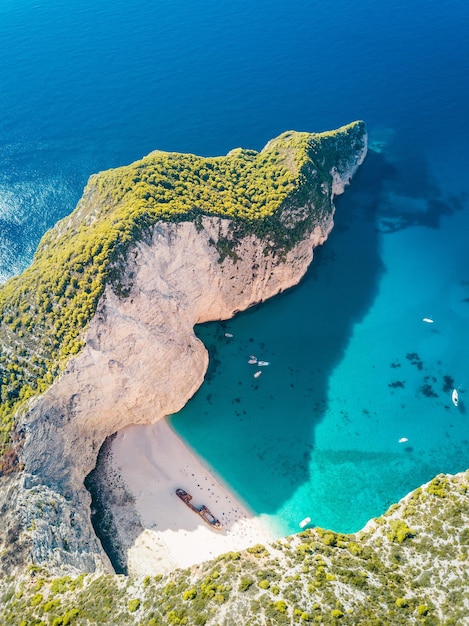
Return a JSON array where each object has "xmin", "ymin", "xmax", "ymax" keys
[
  {"xmin": 422, "ymin": 317, "xmax": 434, "ymax": 324},
  {"xmin": 176, "ymin": 488, "xmax": 193, "ymax": 505},
  {"xmin": 398, "ymin": 437, "xmax": 408, "ymax": 443},
  {"xmin": 224, "ymin": 332, "xmax": 234, "ymax": 338},
  {"xmin": 253, "ymin": 370, "xmax": 262, "ymax": 379},
  {"xmin": 299, "ymin": 517, "xmax": 311, "ymax": 529},
  {"xmin": 198, "ymin": 505, "xmax": 223, "ymax": 530},
  {"xmin": 451, "ymin": 388, "xmax": 459, "ymax": 407},
  {"xmin": 176, "ymin": 489, "xmax": 223, "ymax": 530},
  {"xmin": 257, "ymin": 361, "xmax": 270, "ymax": 367},
  {"xmin": 248, "ymin": 358, "xmax": 257, "ymax": 364}
]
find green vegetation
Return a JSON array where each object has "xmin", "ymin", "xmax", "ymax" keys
[
  {"xmin": 0, "ymin": 469, "xmax": 467, "ymax": 625},
  {"xmin": 0, "ymin": 121, "xmax": 365, "ymax": 462},
  {"xmin": 127, "ymin": 598, "xmax": 140, "ymax": 612},
  {"xmin": 426, "ymin": 474, "xmax": 450, "ymax": 498},
  {"xmin": 387, "ymin": 520, "xmax": 415, "ymax": 544}
]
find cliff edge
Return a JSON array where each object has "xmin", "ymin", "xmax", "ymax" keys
[{"xmin": 0, "ymin": 121, "xmax": 367, "ymax": 575}]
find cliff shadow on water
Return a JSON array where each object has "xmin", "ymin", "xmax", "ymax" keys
[
  {"xmin": 175, "ymin": 143, "xmax": 467, "ymax": 529},
  {"xmin": 169, "ymin": 150, "xmax": 390, "ymax": 521}
]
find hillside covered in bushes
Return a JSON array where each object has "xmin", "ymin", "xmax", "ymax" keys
[{"xmin": 1, "ymin": 471, "xmax": 467, "ymax": 625}]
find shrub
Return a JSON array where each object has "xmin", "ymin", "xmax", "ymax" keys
[
  {"xmin": 182, "ymin": 588, "xmax": 197, "ymax": 601},
  {"xmin": 52, "ymin": 608, "xmax": 80, "ymax": 626},
  {"xmin": 273, "ymin": 600, "xmax": 288, "ymax": 613},
  {"xmin": 347, "ymin": 541, "xmax": 361, "ymax": 556},
  {"xmin": 247, "ymin": 543, "xmax": 269, "ymax": 556},
  {"xmin": 297, "ymin": 543, "xmax": 313, "ymax": 555},
  {"xmin": 128, "ymin": 598, "xmax": 141, "ymax": 612},
  {"xmin": 322, "ymin": 532, "xmax": 337, "ymax": 546},
  {"xmin": 51, "ymin": 576, "xmax": 73, "ymax": 594},
  {"xmin": 427, "ymin": 475, "xmax": 450, "ymax": 497},
  {"xmin": 44, "ymin": 599, "xmax": 61, "ymax": 612},
  {"xmin": 387, "ymin": 520, "xmax": 415, "ymax": 543},
  {"xmin": 218, "ymin": 551, "xmax": 240, "ymax": 561},
  {"xmin": 239, "ymin": 578, "xmax": 254, "ymax": 592},
  {"xmin": 30, "ymin": 593, "xmax": 43, "ymax": 606}
]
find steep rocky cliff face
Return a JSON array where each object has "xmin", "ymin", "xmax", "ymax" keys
[{"xmin": 0, "ymin": 124, "xmax": 367, "ymax": 576}]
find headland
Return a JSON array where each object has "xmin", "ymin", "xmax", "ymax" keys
[{"xmin": 0, "ymin": 120, "xmax": 367, "ymax": 576}]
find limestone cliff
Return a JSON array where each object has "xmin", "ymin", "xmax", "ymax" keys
[{"xmin": 0, "ymin": 121, "xmax": 367, "ymax": 575}]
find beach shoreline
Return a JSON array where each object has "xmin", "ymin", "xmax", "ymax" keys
[{"xmin": 102, "ymin": 418, "xmax": 280, "ymax": 576}]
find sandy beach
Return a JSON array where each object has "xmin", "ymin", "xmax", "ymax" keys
[{"xmin": 105, "ymin": 418, "xmax": 279, "ymax": 576}]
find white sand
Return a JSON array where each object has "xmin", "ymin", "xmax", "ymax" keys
[{"xmin": 108, "ymin": 418, "xmax": 279, "ymax": 576}]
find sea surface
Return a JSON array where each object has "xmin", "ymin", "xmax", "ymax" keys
[{"xmin": 2, "ymin": 0, "xmax": 469, "ymax": 535}]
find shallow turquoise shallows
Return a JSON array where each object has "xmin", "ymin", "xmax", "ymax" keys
[{"xmin": 1, "ymin": 0, "xmax": 469, "ymax": 534}]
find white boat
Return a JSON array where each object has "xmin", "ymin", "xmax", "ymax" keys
[
  {"xmin": 422, "ymin": 317, "xmax": 434, "ymax": 324},
  {"xmin": 398, "ymin": 437, "xmax": 408, "ymax": 443},
  {"xmin": 224, "ymin": 332, "xmax": 234, "ymax": 338},
  {"xmin": 451, "ymin": 388, "xmax": 459, "ymax": 406},
  {"xmin": 248, "ymin": 358, "xmax": 257, "ymax": 365},
  {"xmin": 253, "ymin": 371, "xmax": 262, "ymax": 379},
  {"xmin": 299, "ymin": 517, "xmax": 311, "ymax": 529},
  {"xmin": 258, "ymin": 360, "xmax": 270, "ymax": 366}
]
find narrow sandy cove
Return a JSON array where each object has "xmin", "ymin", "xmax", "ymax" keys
[{"xmin": 107, "ymin": 418, "xmax": 279, "ymax": 576}]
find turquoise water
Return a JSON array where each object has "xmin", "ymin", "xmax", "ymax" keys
[
  {"xmin": 1, "ymin": 0, "xmax": 469, "ymax": 534},
  {"xmin": 170, "ymin": 146, "xmax": 469, "ymax": 534}
]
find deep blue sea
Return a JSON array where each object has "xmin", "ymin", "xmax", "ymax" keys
[{"xmin": 2, "ymin": 0, "xmax": 469, "ymax": 535}]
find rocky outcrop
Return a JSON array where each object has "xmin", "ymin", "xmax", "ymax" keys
[{"xmin": 1, "ymin": 124, "xmax": 367, "ymax": 576}]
